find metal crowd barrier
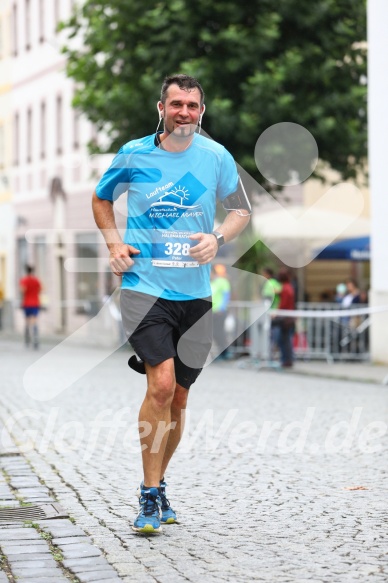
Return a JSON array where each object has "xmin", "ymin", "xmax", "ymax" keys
[
  {"xmin": 227, "ymin": 301, "xmax": 370, "ymax": 363},
  {"xmin": 292, "ymin": 302, "xmax": 370, "ymax": 362}
]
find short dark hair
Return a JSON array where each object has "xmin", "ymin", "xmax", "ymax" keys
[
  {"xmin": 278, "ymin": 269, "xmax": 290, "ymax": 283},
  {"xmin": 263, "ymin": 267, "xmax": 274, "ymax": 278},
  {"xmin": 347, "ymin": 278, "xmax": 358, "ymax": 287},
  {"xmin": 160, "ymin": 74, "xmax": 205, "ymax": 105},
  {"xmin": 26, "ymin": 265, "xmax": 34, "ymax": 275}
]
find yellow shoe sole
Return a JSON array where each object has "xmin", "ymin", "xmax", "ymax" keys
[
  {"xmin": 162, "ymin": 517, "xmax": 176, "ymax": 524},
  {"xmin": 132, "ymin": 524, "xmax": 162, "ymax": 534}
]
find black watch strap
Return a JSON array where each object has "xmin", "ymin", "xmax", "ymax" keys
[{"xmin": 212, "ymin": 231, "xmax": 225, "ymax": 248}]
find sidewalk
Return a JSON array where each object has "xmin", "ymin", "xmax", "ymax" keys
[
  {"xmin": 291, "ymin": 360, "xmax": 388, "ymax": 385},
  {"xmin": 232, "ymin": 354, "xmax": 388, "ymax": 385},
  {"xmin": 3, "ymin": 329, "xmax": 388, "ymax": 385},
  {"xmin": 0, "ymin": 338, "xmax": 387, "ymax": 582}
]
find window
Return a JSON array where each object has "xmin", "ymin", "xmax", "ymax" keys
[
  {"xmin": 90, "ymin": 123, "xmax": 98, "ymax": 150},
  {"xmin": 0, "ymin": 16, "xmax": 3, "ymax": 59},
  {"xmin": 12, "ymin": 3, "xmax": 18, "ymax": 56},
  {"xmin": 39, "ymin": 0, "xmax": 44, "ymax": 42},
  {"xmin": 54, "ymin": 0, "xmax": 60, "ymax": 32},
  {"xmin": 34, "ymin": 236, "xmax": 46, "ymax": 287},
  {"xmin": 40, "ymin": 102, "xmax": 46, "ymax": 158},
  {"xmin": 75, "ymin": 233, "xmax": 99, "ymax": 314},
  {"xmin": 27, "ymin": 108, "xmax": 32, "ymax": 163},
  {"xmin": 16, "ymin": 237, "xmax": 28, "ymax": 297},
  {"xmin": 0, "ymin": 126, "xmax": 4, "ymax": 169},
  {"xmin": 25, "ymin": 0, "xmax": 31, "ymax": 50},
  {"xmin": 56, "ymin": 95, "xmax": 62, "ymax": 155},
  {"xmin": 13, "ymin": 113, "xmax": 19, "ymax": 166},
  {"xmin": 73, "ymin": 110, "xmax": 80, "ymax": 149}
]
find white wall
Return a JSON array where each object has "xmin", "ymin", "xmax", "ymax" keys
[{"xmin": 368, "ymin": 0, "xmax": 388, "ymax": 363}]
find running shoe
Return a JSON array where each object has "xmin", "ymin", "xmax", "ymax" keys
[
  {"xmin": 128, "ymin": 355, "xmax": 146, "ymax": 375},
  {"xmin": 159, "ymin": 479, "xmax": 177, "ymax": 524},
  {"xmin": 132, "ymin": 486, "xmax": 162, "ymax": 534}
]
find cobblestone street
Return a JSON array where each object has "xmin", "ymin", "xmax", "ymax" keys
[{"xmin": 0, "ymin": 338, "xmax": 387, "ymax": 582}]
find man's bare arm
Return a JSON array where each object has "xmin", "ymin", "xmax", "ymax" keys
[{"xmin": 92, "ymin": 191, "xmax": 140, "ymax": 276}]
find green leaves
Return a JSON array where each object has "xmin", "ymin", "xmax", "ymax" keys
[{"xmin": 61, "ymin": 0, "xmax": 367, "ymax": 184}]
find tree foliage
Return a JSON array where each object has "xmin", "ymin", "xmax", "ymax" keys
[{"xmin": 61, "ymin": 0, "xmax": 367, "ymax": 183}]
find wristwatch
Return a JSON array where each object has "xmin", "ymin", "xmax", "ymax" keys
[{"xmin": 212, "ymin": 231, "xmax": 225, "ymax": 248}]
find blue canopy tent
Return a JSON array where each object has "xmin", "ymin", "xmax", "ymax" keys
[{"xmin": 315, "ymin": 236, "xmax": 370, "ymax": 261}]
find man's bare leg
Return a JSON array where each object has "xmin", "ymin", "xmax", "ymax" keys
[
  {"xmin": 24, "ymin": 316, "xmax": 31, "ymax": 346},
  {"xmin": 139, "ymin": 359, "xmax": 176, "ymax": 487},
  {"xmin": 160, "ymin": 383, "xmax": 189, "ymax": 480},
  {"xmin": 30, "ymin": 315, "xmax": 39, "ymax": 348}
]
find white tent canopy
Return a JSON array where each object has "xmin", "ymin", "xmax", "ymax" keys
[
  {"xmin": 252, "ymin": 205, "xmax": 370, "ymax": 240},
  {"xmin": 252, "ymin": 205, "xmax": 370, "ymax": 269}
]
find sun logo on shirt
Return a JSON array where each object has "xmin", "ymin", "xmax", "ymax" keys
[
  {"xmin": 162, "ymin": 186, "xmax": 190, "ymax": 205},
  {"xmin": 150, "ymin": 183, "xmax": 201, "ymax": 210}
]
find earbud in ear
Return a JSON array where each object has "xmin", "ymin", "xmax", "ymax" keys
[
  {"xmin": 199, "ymin": 104, "xmax": 206, "ymax": 123},
  {"xmin": 156, "ymin": 102, "xmax": 164, "ymax": 132}
]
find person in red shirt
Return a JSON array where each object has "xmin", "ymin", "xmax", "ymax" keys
[
  {"xmin": 19, "ymin": 265, "xmax": 42, "ymax": 349},
  {"xmin": 277, "ymin": 269, "xmax": 296, "ymax": 367}
]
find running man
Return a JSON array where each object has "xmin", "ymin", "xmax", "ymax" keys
[
  {"xmin": 92, "ymin": 74, "xmax": 251, "ymax": 533},
  {"xmin": 19, "ymin": 265, "xmax": 42, "ymax": 349}
]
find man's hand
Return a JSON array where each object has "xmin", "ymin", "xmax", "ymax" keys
[
  {"xmin": 109, "ymin": 243, "xmax": 140, "ymax": 276},
  {"xmin": 189, "ymin": 233, "xmax": 218, "ymax": 265}
]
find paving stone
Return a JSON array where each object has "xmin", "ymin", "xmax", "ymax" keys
[
  {"xmin": 7, "ymin": 558, "xmax": 57, "ymax": 569},
  {"xmin": 0, "ymin": 530, "xmax": 42, "ymax": 541},
  {"xmin": 0, "ymin": 500, "xmax": 19, "ymax": 507},
  {"xmin": 10, "ymin": 480, "xmax": 41, "ymax": 488},
  {"xmin": 0, "ymin": 539, "xmax": 48, "ymax": 547},
  {"xmin": 61, "ymin": 543, "xmax": 103, "ymax": 559},
  {"xmin": 75, "ymin": 570, "xmax": 121, "ymax": 582},
  {"xmin": 0, "ymin": 491, "xmax": 16, "ymax": 499},
  {"xmin": 17, "ymin": 488, "xmax": 50, "ymax": 493},
  {"xmin": 63, "ymin": 556, "xmax": 110, "ymax": 569},
  {"xmin": 39, "ymin": 524, "xmax": 87, "ymax": 537},
  {"xmin": 6, "ymin": 553, "xmax": 54, "ymax": 563},
  {"xmin": 69, "ymin": 564, "xmax": 120, "ymax": 574},
  {"xmin": 1, "ymin": 544, "xmax": 51, "ymax": 555},
  {"xmin": 52, "ymin": 536, "xmax": 92, "ymax": 545},
  {"xmin": 15, "ymin": 578, "xmax": 69, "ymax": 583},
  {"xmin": 104, "ymin": 553, "xmax": 139, "ymax": 564},
  {"xmin": 10, "ymin": 567, "xmax": 67, "ymax": 578},
  {"xmin": 112, "ymin": 563, "xmax": 144, "ymax": 575}
]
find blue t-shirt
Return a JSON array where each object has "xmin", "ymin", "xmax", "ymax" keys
[{"xmin": 96, "ymin": 132, "xmax": 238, "ymax": 300}]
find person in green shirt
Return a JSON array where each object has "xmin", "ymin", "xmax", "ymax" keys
[
  {"xmin": 261, "ymin": 267, "xmax": 282, "ymax": 309},
  {"xmin": 211, "ymin": 264, "xmax": 231, "ymax": 359},
  {"xmin": 261, "ymin": 267, "xmax": 282, "ymax": 360}
]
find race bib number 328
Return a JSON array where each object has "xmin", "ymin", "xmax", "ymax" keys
[{"xmin": 152, "ymin": 230, "xmax": 199, "ymax": 268}]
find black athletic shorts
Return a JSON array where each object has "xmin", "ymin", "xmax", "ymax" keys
[{"xmin": 120, "ymin": 290, "xmax": 213, "ymax": 389}]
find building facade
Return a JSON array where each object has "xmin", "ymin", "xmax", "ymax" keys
[
  {"xmin": 5, "ymin": 0, "xmax": 118, "ymax": 341},
  {"xmin": 0, "ymin": 1, "xmax": 15, "ymax": 329}
]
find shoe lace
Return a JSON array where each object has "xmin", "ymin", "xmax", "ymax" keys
[
  {"xmin": 159, "ymin": 487, "xmax": 170, "ymax": 510},
  {"xmin": 141, "ymin": 492, "xmax": 159, "ymax": 516}
]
